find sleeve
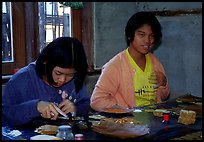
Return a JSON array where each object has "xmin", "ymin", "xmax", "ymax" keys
[
  {"xmin": 90, "ymin": 61, "xmax": 120, "ymax": 111},
  {"xmin": 74, "ymin": 84, "xmax": 90, "ymax": 116},
  {"xmin": 2, "ymin": 80, "xmax": 41, "ymax": 126}
]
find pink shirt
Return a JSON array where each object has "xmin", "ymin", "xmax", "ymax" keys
[{"xmin": 90, "ymin": 50, "xmax": 170, "ymax": 111}]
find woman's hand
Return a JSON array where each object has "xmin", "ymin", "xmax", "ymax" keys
[
  {"xmin": 58, "ymin": 99, "xmax": 76, "ymax": 115},
  {"xmin": 37, "ymin": 101, "xmax": 58, "ymax": 120},
  {"xmin": 154, "ymin": 71, "xmax": 167, "ymax": 88},
  {"xmin": 149, "ymin": 71, "xmax": 167, "ymax": 89}
]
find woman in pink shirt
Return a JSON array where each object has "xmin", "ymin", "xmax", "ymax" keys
[{"xmin": 90, "ymin": 12, "xmax": 170, "ymax": 112}]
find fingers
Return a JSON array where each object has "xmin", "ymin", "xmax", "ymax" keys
[
  {"xmin": 58, "ymin": 99, "xmax": 76, "ymax": 114},
  {"xmin": 49, "ymin": 103, "xmax": 59, "ymax": 120},
  {"xmin": 38, "ymin": 100, "xmax": 76, "ymax": 120},
  {"xmin": 38, "ymin": 101, "xmax": 58, "ymax": 120}
]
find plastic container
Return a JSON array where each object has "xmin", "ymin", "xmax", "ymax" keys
[
  {"xmin": 56, "ymin": 125, "xmax": 74, "ymax": 140},
  {"xmin": 75, "ymin": 134, "xmax": 84, "ymax": 140},
  {"xmin": 162, "ymin": 111, "xmax": 170, "ymax": 123}
]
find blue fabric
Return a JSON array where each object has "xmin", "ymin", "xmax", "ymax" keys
[{"xmin": 2, "ymin": 62, "xmax": 90, "ymax": 126}]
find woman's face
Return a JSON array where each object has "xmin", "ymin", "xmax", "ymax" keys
[
  {"xmin": 130, "ymin": 24, "xmax": 155, "ymax": 54},
  {"xmin": 52, "ymin": 66, "xmax": 76, "ymax": 87}
]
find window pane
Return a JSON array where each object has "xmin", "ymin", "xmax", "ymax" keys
[
  {"xmin": 38, "ymin": 2, "xmax": 71, "ymax": 51},
  {"xmin": 2, "ymin": 2, "xmax": 14, "ymax": 63}
]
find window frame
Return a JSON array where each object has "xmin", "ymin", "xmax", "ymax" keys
[{"xmin": 2, "ymin": 2, "xmax": 27, "ymax": 77}]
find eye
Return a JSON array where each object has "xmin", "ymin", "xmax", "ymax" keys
[
  {"xmin": 136, "ymin": 32, "xmax": 145, "ymax": 38},
  {"xmin": 55, "ymin": 71, "xmax": 61, "ymax": 75},
  {"xmin": 150, "ymin": 34, "xmax": 155, "ymax": 39},
  {"xmin": 138, "ymin": 33, "xmax": 145, "ymax": 37}
]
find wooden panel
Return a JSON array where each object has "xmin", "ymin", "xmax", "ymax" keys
[
  {"xmin": 71, "ymin": 9, "xmax": 82, "ymax": 42},
  {"xmin": 81, "ymin": 2, "xmax": 94, "ymax": 72},
  {"xmin": 24, "ymin": 2, "xmax": 39, "ymax": 64}
]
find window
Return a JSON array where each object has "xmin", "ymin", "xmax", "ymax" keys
[
  {"xmin": 2, "ymin": 2, "xmax": 96, "ymax": 82},
  {"xmin": 2, "ymin": 2, "xmax": 14, "ymax": 63},
  {"xmin": 38, "ymin": 2, "xmax": 71, "ymax": 51}
]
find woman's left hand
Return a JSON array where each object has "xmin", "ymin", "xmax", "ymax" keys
[
  {"xmin": 149, "ymin": 71, "xmax": 167, "ymax": 89},
  {"xmin": 58, "ymin": 99, "xmax": 76, "ymax": 114}
]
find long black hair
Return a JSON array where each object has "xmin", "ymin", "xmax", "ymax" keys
[
  {"xmin": 125, "ymin": 11, "xmax": 162, "ymax": 47},
  {"xmin": 35, "ymin": 37, "xmax": 88, "ymax": 93}
]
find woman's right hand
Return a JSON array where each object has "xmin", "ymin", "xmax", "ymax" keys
[{"xmin": 37, "ymin": 101, "xmax": 58, "ymax": 120}]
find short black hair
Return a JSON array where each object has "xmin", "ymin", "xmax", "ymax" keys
[
  {"xmin": 35, "ymin": 37, "xmax": 88, "ymax": 93},
  {"xmin": 125, "ymin": 11, "xmax": 162, "ymax": 47}
]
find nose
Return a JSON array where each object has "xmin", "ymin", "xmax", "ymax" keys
[
  {"xmin": 144, "ymin": 35, "xmax": 151, "ymax": 44},
  {"xmin": 59, "ymin": 75, "xmax": 66, "ymax": 82}
]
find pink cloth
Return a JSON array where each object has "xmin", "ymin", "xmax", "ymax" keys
[{"xmin": 90, "ymin": 50, "xmax": 170, "ymax": 111}]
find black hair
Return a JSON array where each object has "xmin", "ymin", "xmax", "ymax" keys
[
  {"xmin": 35, "ymin": 37, "xmax": 88, "ymax": 93},
  {"xmin": 125, "ymin": 11, "xmax": 162, "ymax": 47}
]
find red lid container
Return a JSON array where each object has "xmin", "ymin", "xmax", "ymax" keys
[{"xmin": 75, "ymin": 134, "xmax": 84, "ymax": 140}]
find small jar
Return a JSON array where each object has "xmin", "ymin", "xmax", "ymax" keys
[
  {"xmin": 162, "ymin": 111, "xmax": 170, "ymax": 123},
  {"xmin": 56, "ymin": 125, "xmax": 74, "ymax": 140},
  {"xmin": 75, "ymin": 134, "xmax": 84, "ymax": 140}
]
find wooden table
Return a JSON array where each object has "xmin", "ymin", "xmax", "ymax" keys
[{"xmin": 2, "ymin": 94, "xmax": 202, "ymax": 140}]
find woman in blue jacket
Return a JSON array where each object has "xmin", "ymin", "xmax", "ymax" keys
[{"xmin": 2, "ymin": 37, "xmax": 90, "ymax": 126}]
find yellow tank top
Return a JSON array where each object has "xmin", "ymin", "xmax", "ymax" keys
[{"xmin": 126, "ymin": 49, "xmax": 156, "ymax": 107}]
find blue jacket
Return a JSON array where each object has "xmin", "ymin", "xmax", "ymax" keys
[{"xmin": 2, "ymin": 62, "xmax": 90, "ymax": 126}]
